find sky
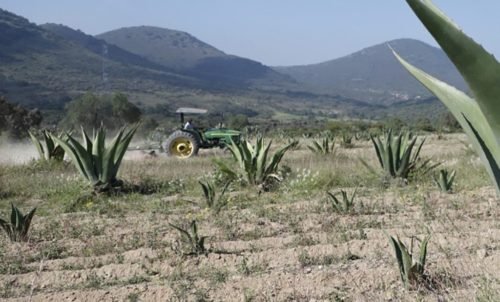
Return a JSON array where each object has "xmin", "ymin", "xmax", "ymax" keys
[{"xmin": 1, "ymin": 1, "xmax": 499, "ymax": 66}]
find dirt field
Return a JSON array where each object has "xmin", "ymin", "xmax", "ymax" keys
[{"xmin": 1, "ymin": 134, "xmax": 499, "ymax": 301}]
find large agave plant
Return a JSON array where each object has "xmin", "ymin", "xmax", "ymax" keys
[
  {"xmin": 217, "ymin": 137, "xmax": 294, "ymax": 188},
  {"xmin": 52, "ymin": 125, "xmax": 138, "ymax": 191},
  {"xmin": 368, "ymin": 129, "xmax": 435, "ymax": 180},
  {"xmin": 397, "ymin": 0, "xmax": 500, "ymax": 194},
  {"xmin": 28, "ymin": 130, "xmax": 67, "ymax": 161}
]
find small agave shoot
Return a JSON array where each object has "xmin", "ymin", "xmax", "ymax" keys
[
  {"xmin": 388, "ymin": 235, "xmax": 430, "ymax": 290},
  {"xmin": 217, "ymin": 137, "xmax": 294, "ymax": 190},
  {"xmin": 308, "ymin": 137, "xmax": 336, "ymax": 155},
  {"xmin": 396, "ymin": 0, "xmax": 500, "ymax": 194},
  {"xmin": 434, "ymin": 169, "xmax": 456, "ymax": 193},
  {"xmin": 199, "ymin": 180, "xmax": 231, "ymax": 214},
  {"xmin": 0, "ymin": 203, "xmax": 36, "ymax": 242},
  {"xmin": 340, "ymin": 133, "xmax": 354, "ymax": 148},
  {"xmin": 326, "ymin": 189, "xmax": 357, "ymax": 214},
  {"xmin": 169, "ymin": 220, "xmax": 208, "ymax": 256},
  {"xmin": 52, "ymin": 125, "xmax": 138, "ymax": 193},
  {"xmin": 367, "ymin": 129, "xmax": 437, "ymax": 181},
  {"xmin": 28, "ymin": 130, "xmax": 68, "ymax": 161}
]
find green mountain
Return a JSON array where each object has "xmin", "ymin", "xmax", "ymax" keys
[
  {"xmin": 40, "ymin": 23, "xmax": 172, "ymax": 73},
  {"xmin": 275, "ymin": 38, "xmax": 467, "ymax": 105},
  {"xmin": 97, "ymin": 26, "xmax": 295, "ymax": 87},
  {"xmin": 0, "ymin": 9, "xmax": 205, "ymax": 107},
  {"xmin": 0, "ymin": 8, "xmax": 454, "ymax": 123},
  {"xmin": 0, "ymin": 9, "xmax": 370, "ymax": 120},
  {"xmin": 97, "ymin": 26, "xmax": 225, "ymax": 70}
]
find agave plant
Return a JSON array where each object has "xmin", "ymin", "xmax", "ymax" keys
[
  {"xmin": 326, "ymin": 189, "xmax": 357, "ymax": 214},
  {"xmin": 396, "ymin": 0, "xmax": 500, "ymax": 194},
  {"xmin": 388, "ymin": 234, "xmax": 430, "ymax": 289},
  {"xmin": 217, "ymin": 137, "xmax": 294, "ymax": 188},
  {"xmin": 28, "ymin": 130, "xmax": 68, "ymax": 161},
  {"xmin": 52, "ymin": 125, "xmax": 138, "ymax": 192},
  {"xmin": 433, "ymin": 169, "xmax": 456, "ymax": 193},
  {"xmin": 367, "ymin": 129, "xmax": 436, "ymax": 180},
  {"xmin": 169, "ymin": 220, "xmax": 208, "ymax": 256},
  {"xmin": 340, "ymin": 133, "xmax": 354, "ymax": 148},
  {"xmin": 199, "ymin": 180, "xmax": 231, "ymax": 214},
  {"xmin": 308, "ymin": 137, "xmax": 336, "ymax": 155},
  {"xmin": 0, "ymin": 203, "xmax": 36, "ymax": 242}
]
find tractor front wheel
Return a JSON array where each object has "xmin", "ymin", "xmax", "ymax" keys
[{"xmin": 163, "ymin": 131, "xmax": 200, "ymax": 158}]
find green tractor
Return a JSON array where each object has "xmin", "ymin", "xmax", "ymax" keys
[{"xmin": 163, "ymin": 108, "xmax": 241, "ymax": 158}]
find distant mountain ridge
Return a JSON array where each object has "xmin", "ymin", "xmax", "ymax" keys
[
  {"xmin": 275, "ymin": 38, "xmax": 467, "ymax": 105},
  {"xmin": 97, "ymin": 26, "xmax": 295, "ymax": 87},
  {"xmin": 40, "ymin": 23, "xmax": 173, "ymax": 73},
  {"xmin": 0, "ymin": 8, "xmax": 458, "ymax": 120},
  {"xmin": 97, "ymin": 26, "xmax": 225, "ymax": 70}
]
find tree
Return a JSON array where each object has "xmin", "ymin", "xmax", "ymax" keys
[
  {"xmin": 0, "ymin": 96, "xmax": 42, "ymax": 139},
  {"xmin": 111, "ymin": 93, "xmax": 142, "ymax": 125},
  {"xmin": 60, "ymin": 92, "xmax": 141, "ymax": 131},
  {"xmin": 228, "ymin": 114, "xmax": 249, "ymax": 129}
]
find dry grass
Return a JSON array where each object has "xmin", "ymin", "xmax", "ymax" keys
[{"xmin": 0, "ymin": 134, "xmax": 499, "ymax": 301}]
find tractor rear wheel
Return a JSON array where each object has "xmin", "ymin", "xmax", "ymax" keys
[{"xmin": 163, "ymin": 130, "xmax": 200, "ymax": 158}]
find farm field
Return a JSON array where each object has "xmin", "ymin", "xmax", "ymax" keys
[{"xmin": 1, "ymin": 134, "xmax": 500, "ymax": 301}]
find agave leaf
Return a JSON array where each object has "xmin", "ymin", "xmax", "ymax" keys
[
  {"xmin": 398, "ymin": 238, "xmax": 413, "ymax": 288},
  {"xmin": 418, "ymin": 235, "xmax": 430, "ymax": 274},
  {"xmin": 110, "ymin": 125, "xmax": 137, "ymax": 178},
  {"xmin": 397, "ymin": 137, "xmax": 417, "ymax": 178},
  {"xmin": 101, "ymin": 129, "xmax": 124, "ymax": 183},
  {"xmin": 370, "ymin": 135, "xmax": 384, "ymax": 169},
  {"xmin": 394, "ymin": 52, "xmax": 500, "ymax": 193},
  {"xmin": 388, "ymin": 235, "xmax": 407, "ymax": 285},
  {"xmin": 62, "ymin": 134, "xmax": 98, "ymax": 182},
  {"xmin": 19, "ymin": 207, "xmax": 36, "ymax": 240},
  {"xmin": 406, "ymin": 0, "xmax": 500, "ymax": 142},
  {"xmin": 169, "ymin": 222, "xmax": 193, "ymax": 244},
  {"xmin": 448, "ymin": 170, "xmax": 456, "ymax": 187},
  {"xmin": 28, "ymin": 131, "xmax": 45, "ymax": 159},
  {"xmin": 92, "ymin": 127, "xmax": 106, "ymax": 178},
  {"xmin": 256, "ymin": 141, "xmax": 272, "ymax": 182},
  {"xmin": 400, "ymin": 0, "xmax": 500, "ymax": 193}
]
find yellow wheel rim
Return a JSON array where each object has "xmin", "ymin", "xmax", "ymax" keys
[{"xmin": 170, "ymin": 138, "xmax": 194, "ymax": 158}]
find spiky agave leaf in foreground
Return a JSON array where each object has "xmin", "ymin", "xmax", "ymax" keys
[{"xmin": 396, "ymin": 0, "xmax": 500, "ymax": 194}]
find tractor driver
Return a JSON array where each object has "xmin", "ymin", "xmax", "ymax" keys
[{"xmin": 184, "ymin": 119, "xmax": 194, "ymax": 130}]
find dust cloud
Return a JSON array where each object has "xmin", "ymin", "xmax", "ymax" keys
[{"xmin": 0, "ymin": 142, "xmax": 37, "ymax": 165}]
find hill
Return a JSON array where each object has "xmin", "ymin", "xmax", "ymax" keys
[
  {"xmin": 0, "ymin": 9, "xmax": 205, "ymax": 107},
  {"xmin": 275, "ymin": 38, "xmax": 467, "ymax": 105},
  {"xmin": 97, "ymin": 26, "xmax": 295, "ymax": 87},
  {"xmin": 40, "ymin": 23, "xmax": 172, "ymax": 73},
  {"xmin": 97, "ymin": 26, "xmax": 225, "ymax": 70}
]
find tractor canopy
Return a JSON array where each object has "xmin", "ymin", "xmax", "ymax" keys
[{"xmin": 176, "ymin": 107, "xmax": 208, "ymax": 124}]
